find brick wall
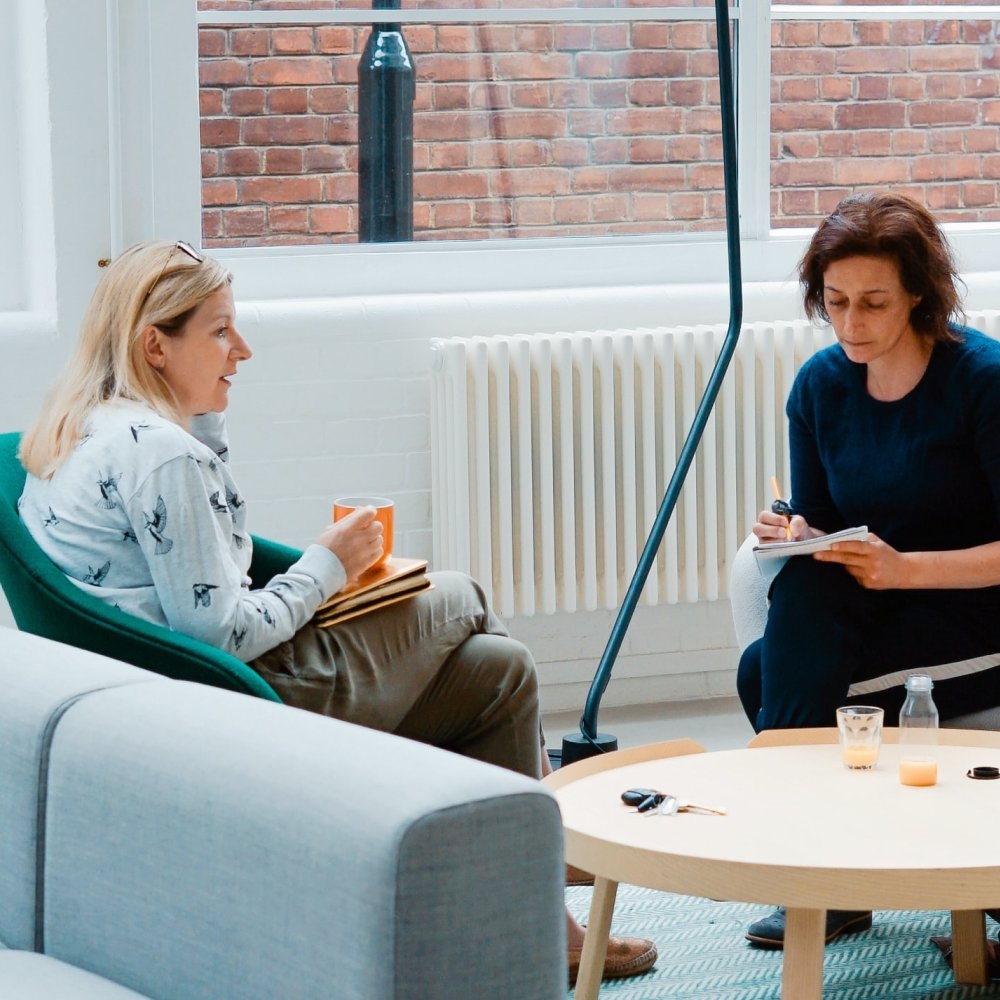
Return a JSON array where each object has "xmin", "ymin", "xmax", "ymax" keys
[
  {"xmin": 771, "ymin": 17, "xmax": 1000, "ymax": 225},
  {"xmin": 197, "ymin": 1, "xmax": 1000, "ymax": 247}
]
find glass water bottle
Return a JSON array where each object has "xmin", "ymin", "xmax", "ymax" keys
[{"xmin": 898, "ymin": 674, "xmax": 939, "ymax": 786}]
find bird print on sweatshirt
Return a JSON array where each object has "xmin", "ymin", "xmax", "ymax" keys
[
  {"xmin": 193, "ymin": 583, "xmax": 219, "ymax": 608},
  {"xmin": 231, "ymin": 624, "xmax": 247, "ymax": 651},
  {"xmin": 143, "ymin": 495, "xmax": 174, "ymax": 555},
  {"xmin": 83, "ymin": 560, "xmax": 111, "ymax": 586},
  {"xmin": 20, "ymin": 404, "xmax": 332, "ymax": 664},
  {"xmin": 209, "ymin": 490, "xmax": 229, "ymax": 515},
  {"xmin": 96, "ymin": 472, "xmax": 123, "ymax": 510}
]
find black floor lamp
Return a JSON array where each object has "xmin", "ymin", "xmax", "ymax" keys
[{"xmin": 561, "ymin": 0, "xmax": 745, "ymax": 766}]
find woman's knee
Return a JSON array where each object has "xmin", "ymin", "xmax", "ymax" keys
[
  {"xmin": 769, "ymin": 557, "xmax": 862, "ymax": 623},
  {"xmin": 458, "ymin": 633, "xmax": 538, "ymax": 696},
  {"xmin": 736, "ymin": 640, "xmax": 763, "ymax": 727},
  {"xmin": 752, "ymin": 561, "xmax": 868, "ymax": 730},
  {"xmin": 429, "ymin": 569, "xmax": 489, "ymax": 609},
  {"xmin": 508, "ymin": 639, "xmax": 539, "ymax": 697},
  {"xmin": 426, "ymin": 570, "xmax": 510, "ymax": 636}
]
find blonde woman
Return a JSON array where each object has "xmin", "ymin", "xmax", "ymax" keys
[{"xmin": 18, "ymin": 240, "xmax": 656, "ymax": 986}]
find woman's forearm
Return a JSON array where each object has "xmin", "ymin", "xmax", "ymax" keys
[{"xmin": 899, "ymin": 541, "xmax": 1000, "ymax": 589}]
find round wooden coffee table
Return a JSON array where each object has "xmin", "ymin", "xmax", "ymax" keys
[{"xmin": 544, "ymin": 730, "xmax": 1000, "ymax": 999}]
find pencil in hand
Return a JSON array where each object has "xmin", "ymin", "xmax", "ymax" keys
[{"xmin": 770, "ymin": 476, "xmax": 793, "ymax": 540}]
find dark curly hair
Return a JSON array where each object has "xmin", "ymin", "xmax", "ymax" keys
[{"xmin": 799, "ymin": 192, "xmax": 965, "ymax": 342}]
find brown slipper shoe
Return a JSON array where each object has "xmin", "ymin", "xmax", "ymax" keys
[
  {"xmin": 930, "ymin": 935, "xmax": 1000, "ymax": 979},
  {"xmin": 567, "ymin": 935, "xmax": 657, "ymax": 985},
  {"xmin": 566, "ymin": 863, "xmax": 595, "ymax": 886}
]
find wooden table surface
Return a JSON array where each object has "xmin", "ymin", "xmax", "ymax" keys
[{"xmin": 546, "ymin": 731, "xmax": 1000, "ymax": 999}]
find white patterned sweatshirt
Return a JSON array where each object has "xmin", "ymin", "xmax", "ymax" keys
[{"xmin": 19, "ymin": 400, "xmax": 345, "ymax": 661}]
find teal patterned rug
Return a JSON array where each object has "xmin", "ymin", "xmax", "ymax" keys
[{"xmin": 565, "ymin": 885, "xmax": 1000, "ymax": 998}]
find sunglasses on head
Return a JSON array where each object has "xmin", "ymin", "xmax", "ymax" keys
[{"xmin": 145, "ymin": 240, "xmax": 205, "ymax": 300}]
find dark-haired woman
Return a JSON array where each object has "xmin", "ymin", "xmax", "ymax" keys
[{"xmin": 738, "ymin": 192, "xmax": 1000, "ymax": 948}]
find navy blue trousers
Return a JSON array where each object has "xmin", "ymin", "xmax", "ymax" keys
[{"xmin": 737, "ymin": 556, "xmax": 1000, "ymax": 732}]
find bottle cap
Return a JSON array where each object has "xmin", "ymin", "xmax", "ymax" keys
[
  {"xmin": 905, "ymin": 674, "xmax": 933, "ymax": 691},
  {"xmin": 967, "ymin": 766, "xmax": 1000, "ymax": 780}
]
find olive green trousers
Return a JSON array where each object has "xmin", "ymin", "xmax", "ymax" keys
[{"xmin": 251, "ymin": 570, "xmax": 542, "ymax": 779}]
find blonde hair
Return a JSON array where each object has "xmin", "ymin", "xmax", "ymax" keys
[{"xmin": 20, "ymin": 241, "xmax": 232, "ymax": 478}]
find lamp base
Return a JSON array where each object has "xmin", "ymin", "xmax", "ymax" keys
[{"xmin": 560, "ymin": 732, "xmax": 619, "ymax": 768}]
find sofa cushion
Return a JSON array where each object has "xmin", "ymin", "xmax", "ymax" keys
[
  {"xmin": 0, "ymin": 627, "xmax": 161, "ymax": 951},
  {"xmin": 0, "ymin": 952, "xmax": 150, "ymax": 999},
  {"xmin": 40, "ymin": 679, "xmax": 565, "ymax": 1000}
]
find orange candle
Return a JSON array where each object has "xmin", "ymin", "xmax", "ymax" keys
[
  {"xmin": 842, "ymin": 744, "xmax": 878, "ymax": 769},
  {"xmin": 899, "ymin": 758, "xmax": 938, "ymax": 787}
]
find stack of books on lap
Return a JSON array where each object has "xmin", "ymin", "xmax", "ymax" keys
[{"xmin": 313, "ymin": 557, "xmax": 432, "ymax": 628}]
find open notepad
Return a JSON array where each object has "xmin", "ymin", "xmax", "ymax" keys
[
  {"xmin": 753, "ymin": 525, "xmax": 869, "ymax": 577},
  {"xmin": 313, "ymin": 557, "xmax": 432, "ymax": 628}
]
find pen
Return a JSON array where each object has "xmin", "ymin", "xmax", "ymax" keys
[{"xmin": 770, "ymin": 476, "xmax": 793, "ymax": 540}]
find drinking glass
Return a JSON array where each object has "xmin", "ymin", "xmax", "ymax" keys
[{"xmin": 836, "ymin": 706, "xmax": 884, "ymax": 770}]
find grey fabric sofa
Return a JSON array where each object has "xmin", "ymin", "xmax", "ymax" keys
[{"xmin": 0, "ymin": 626, "xmax": 566, "ymax": 1000}]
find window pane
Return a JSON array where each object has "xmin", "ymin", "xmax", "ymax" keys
[
  {"xmin": 772, "ymin": 16, "xmax": 1000, "ymax": 227},
  {"xmin": 773, "ymin": 0, "xmax": 999, "ymax": 6},
  {"xmin": 0, "ymin": 1, "xmax": 22, "ymax": 310},
  {"xmin": 197, "ymin": 2, "xmax": 728, "ymax": 246}
]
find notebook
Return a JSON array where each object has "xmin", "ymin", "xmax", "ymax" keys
[{"xmin": 313, "ymin": 557, "xmax": 432, "ymax": 628}]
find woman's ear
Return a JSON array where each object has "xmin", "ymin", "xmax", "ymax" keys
[{"xmin": 141, "ymin": 325, "xmax": 167, "ymax": 371}]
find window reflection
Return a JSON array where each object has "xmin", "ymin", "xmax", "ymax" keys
[
  {"xmin": 197, "ymin": 2, "xmax": 1000, "ymax": 247},
  {"xmin": 772, "ymin": 16, "xmax": 1000, "ymax": 228},
  {"xmin": 198, "ymin": 5, "xmax": 728, "ymax": 246}
]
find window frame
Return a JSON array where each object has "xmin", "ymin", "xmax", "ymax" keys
[
  {"xmin": 1, "ymin": 0, "xmax": 204, "ymax": 342},
  {"xmin": 169, "ymin": 2, "xmax": 1000, "ymax": 300},
  {"xmin": 1, "ymin": 0, "xmax": 58, "ymax": 336}
]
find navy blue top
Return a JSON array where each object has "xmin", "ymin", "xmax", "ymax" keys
[{"xmin": 787, "ymin": 326, "xmax": 1000, "ymax": 568}]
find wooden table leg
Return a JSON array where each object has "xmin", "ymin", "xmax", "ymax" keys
[
  {"xmin": 573, "ymin": 876, "xmax": 619, "ymax": 1000},
  {"xmin": 951, "ymin": 909, "xmax": 989, "ymax": 985},
  {"xmin": 781, "ymin": 907, "xmax": 825, "ymax": 1000}
]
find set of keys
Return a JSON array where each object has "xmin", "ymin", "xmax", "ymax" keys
[{"xmin": 621, "ymin": 787, "xmax": 727, "ymax": 816}]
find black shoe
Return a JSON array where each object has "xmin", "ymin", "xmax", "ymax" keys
[{"xmin": 746, "ymin": 907, "xmax": 873, "ymax": 950}]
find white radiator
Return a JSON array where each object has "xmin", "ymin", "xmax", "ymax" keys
[{"xmin": 429, "ymin": 310, "xmax": 1000, "ymax": 617}]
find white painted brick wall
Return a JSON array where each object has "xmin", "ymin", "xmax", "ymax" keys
[{"xmin": 509, "ymin": 599, "xmax": 738, "ymax": 714}]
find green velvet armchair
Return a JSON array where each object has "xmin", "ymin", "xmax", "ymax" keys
[{"xmin": 0, "ymin": 430, "xmax": 295, "ymax": 701}]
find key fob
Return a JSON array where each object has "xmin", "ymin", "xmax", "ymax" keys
[{"xmin": 621, "ymin": 787, "xmax": 661, "ymax": 807}]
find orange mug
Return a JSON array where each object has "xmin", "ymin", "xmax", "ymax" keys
[{"xmin": 333, "ymin": 496, "xmax": 394, "ymax": 569}]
